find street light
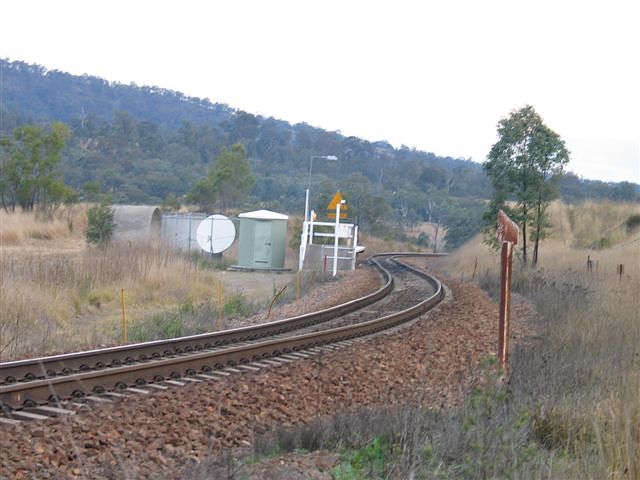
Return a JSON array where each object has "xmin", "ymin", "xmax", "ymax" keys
[{"xmin": 305, "ymin": 155, "xmax": 338, "ymax": 222}]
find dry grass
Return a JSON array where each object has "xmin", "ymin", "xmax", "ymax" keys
[
  {"xmin": 0, "ymin": 208, "xmax": 234, "ymax": 359},
  {"xmin": 440, "ymin": 200, "xmax": 640, "ymax": 283},
  {"xmin": 431, "ymin": 199, "xmax": 640, "ymax": 479},
  {"xmin": 0, "ymin": 209, "xmax": 329, "ymax": 359},
  {"xmin": 0, "ymin": 206, "xmax": 88, "ymax": 245},
  {"xmin": 0, "ymin": 238, "xmax": 225, "ymax": 359}
]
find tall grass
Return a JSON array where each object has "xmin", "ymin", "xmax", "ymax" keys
[
  {"xmin": 0, "ymin": 206, "xmax": 87, "ymax": 245},
  {"xmin": 0, "ymin": 209, "xmax": 330, "ymax": 359},
  {"xmin": 0, "ymin": 239, "xmax": 224, "ymax": 359}
]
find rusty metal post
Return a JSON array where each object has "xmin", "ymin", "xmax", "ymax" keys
[
  {"xmin": 496, "ymin": 210, "xmax": 519, "ymax": 374},
  {"xmin": 498, "ymin": 241, "xmax": 513, "ymax": 371}
]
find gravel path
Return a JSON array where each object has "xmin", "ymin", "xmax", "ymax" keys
[{"xmin": 0, "ymin": 262, "xmax": 533, "ymax": 479}]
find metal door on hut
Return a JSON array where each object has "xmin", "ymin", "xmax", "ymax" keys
[{"xmin": 253, "ymin": 220, "xmax": 272, "ymax": 267}]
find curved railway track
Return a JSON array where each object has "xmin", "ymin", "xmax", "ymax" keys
[{"xmin": 0, "ymin": 253, "xmax": 444, "ymax": 418}]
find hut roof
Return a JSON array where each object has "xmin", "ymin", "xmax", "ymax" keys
[{"xmin": 238, "ymin": 209, "xmax": 288, "ymax": 220}]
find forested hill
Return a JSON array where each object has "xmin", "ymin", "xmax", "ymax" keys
[
  {"xmin": 1, "ymin": 58, "xmax": 637, "ymax": 248},
  {"xmin": 1, "ymin": 59, "xmax": 235, "ymax": 129}
]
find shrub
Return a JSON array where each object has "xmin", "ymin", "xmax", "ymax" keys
[
  {"xmin": 625, "ymin": 213, "xmax": 640, "ymax": 232},
  {"xmin": 85, "ymin": 203, "xmax": 115, "ymax": 246},
  {"xmin": 161, "ymin": 194, "xmax": 181, "ymax": 212},
  {"xmin": 222, "ymin": 295, "xmax": 251, "ymax": 318}
]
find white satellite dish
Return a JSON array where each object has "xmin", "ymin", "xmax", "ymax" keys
[{"xmin": 196, "ymin": 214, "xmax": 236, "ymax": 254}]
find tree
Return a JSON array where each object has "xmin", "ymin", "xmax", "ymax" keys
[
  {"xmin": 483, "ymin": 106, "xmax": 569, "ymax": 267},
  {"xmin": 335, "ymin": 174, "xmax": 392, "ymax": 230},
  {"xmin": 186, "ymin": 143, "xmax": 255, "ymax": 212},
  {"xmin": 0, "ymin": 123, "xmax": 72, "ymax": 211},
  {"xmin": 212, "ymin": 144, "xmax": 255, "ymax": 210}
]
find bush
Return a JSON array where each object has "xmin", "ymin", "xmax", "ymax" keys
[
  {"xmin": 416, "ymin": 232, "xmax": 430, "ymax": 247},
  {"xmin": 222, "ymin": 295, "xmax": 251, "ymax": 318},
  {"xmin": 85, "ymin": 203, "xmax": 115, "ymax": 246},
  {"xmin": 625, "ymin": 213, "xmax": 640, "ymax": 232},
  {"xmin": 161, "ymin": 193, "xmax": 181, "ymax": 212}
]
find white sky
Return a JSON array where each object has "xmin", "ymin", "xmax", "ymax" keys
[{"xmin": 1, "ymin": 0, "xmax": 639, "ymax": 183}]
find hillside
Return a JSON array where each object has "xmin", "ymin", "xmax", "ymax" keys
[
  {"xmin": 437, "ymin": 200, "xmax": 640, "ymax": 279},
  {"xmin": 1, "ymin": 58, "xmax": 638, "ymax": 248}
]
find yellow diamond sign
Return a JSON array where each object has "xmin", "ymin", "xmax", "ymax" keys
[{"xmin": 327, "ymin": 191, "xmax": 348, "ymax": 211}]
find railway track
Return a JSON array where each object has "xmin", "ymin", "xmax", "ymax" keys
[{"xmin": 0, "ymin": 253, "xmax": 444, "ymax": 422}]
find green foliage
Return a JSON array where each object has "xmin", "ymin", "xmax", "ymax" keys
[
  {"xmin": 314, "ymin": 174, "xmax": 392, "ymax": 229},
  {"xmin": 187, "ymin": 143, "xmax": 255, "ymax": 212},
  {"xmin": 129, "ymin": 312, "xmax": 184, "ymax": 342},
  {"xmin": 289, "ymin": 217, "xmax": 303, "ymax": 251},
  {"xmin": 222, "ymin": 295, "xmax": 252, "ymax": 318},
  {"xmin": 332, "ymin": 437, "xmax": 392, "ymax": 479},
  {"xmin": 160, "ymin": 193, "xmax": 181, "ymax": 211},
  {"xmin": 47, "ymin": 179, "xmax": 77, "ymax": 208},
  {"xmin": 483, "ymin": 105, "xmax": 570, "ymax": 266},
  {"xmin": 82, "ymin": 180, "xmax": 101, "ymax": 201},
  {"xmin": 593, "ymin": 237, "xmax": 611, "ymax": 249},
  {"xmin": 416, "ymin": 232, "xmax": 430, "ymax": 247},
  {"xmin": 0, "ymin": 122, "xmax": 73, "ymax": 211},
  {"xmin": 85, "ymin": 203, "xmax": 115, "ymax": 246},
  {"xmin": 625, "ymin": 213, "xmax": 640, "ymax": 232}
]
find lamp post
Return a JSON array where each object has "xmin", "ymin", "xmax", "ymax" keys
[{"xmin": 305, "ymin": 155, "xmax": 338, "ymax": 222}]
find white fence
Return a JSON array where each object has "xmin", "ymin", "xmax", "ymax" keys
[{"xmin": 299, "ymin": 212, "xmax": 359, "ymax": 273}]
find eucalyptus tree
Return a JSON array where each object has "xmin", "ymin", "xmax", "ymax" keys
[
  {"xmin": 0, "ymin": 122, "xmax": 72, "ymax": 211},
  {"xmin": 186, "ymin": 143, "xmax": 254, "ymax": 212},
  {"xmin": 483, "ymin": 106, "xmax": 569, "ymax": 267}
]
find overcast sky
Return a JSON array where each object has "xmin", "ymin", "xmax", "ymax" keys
[{"xmin": 1, "ymin": 0, "xmax": 638, "ymax": 183}]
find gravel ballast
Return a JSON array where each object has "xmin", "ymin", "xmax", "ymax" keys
[{"xmin": 0, "ymin": 263, "xmax": 532, "ymax": 479}]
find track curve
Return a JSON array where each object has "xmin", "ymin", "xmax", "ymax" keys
[{"xmin": 0, "ymin": 253, "xmax": 444, "ymax": 412}]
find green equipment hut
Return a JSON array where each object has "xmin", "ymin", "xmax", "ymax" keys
[{"xmin": 236, "ymin": 209, "xmax": 288, "ymax": 269}]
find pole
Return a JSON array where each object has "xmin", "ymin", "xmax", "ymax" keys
[
  {"xmin": 304, "ymin": 188, "xmax": 310, "ymax": 223},
  {"xmin": 351, "ymin": 225, "xmax": 358, "ymax": 270},
  {"xmin": 305, "ymin": 155, "xmax": 337, "ymax": 223},
  {"xmin": 121, "ymin": 288, "xmax": 128, "ymax": 343},
  {"xmin": 309, "ymin": 210, "xmax": 315, "ymax": 245},
  {"xmin": 216, "ymin": 280, "xmax": 224, "ymax": 331},
  {"xmin": 305, "ymin": 156, "xmax": 314, "ymax": 223},
  {"xmin": 498, "ymin": 241, "xmax": 513, "ymax": 373},
  {"xmin": 496, "ymin": 210, "xmax": 518, "ymax": 376},
  {"xmin": 333, "ymin": 201, "xmax": 342, "ymax": 276}
]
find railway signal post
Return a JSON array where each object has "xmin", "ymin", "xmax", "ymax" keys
[{"xmin": 496, "ymin": 210, "xmax": 519, "ymax": 374}]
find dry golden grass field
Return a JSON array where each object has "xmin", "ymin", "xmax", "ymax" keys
[{"xmin": 428, "ymin": 199, "xmax": 640, "ymax": 479}]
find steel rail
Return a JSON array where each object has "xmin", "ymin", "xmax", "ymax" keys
[
  {"xmin": 0, "ymin": 254, "xmax": 444, "ymax": 410},
  {"xmin": 1, "ymin": 259, "xmax": 393, "ymax": 383}
]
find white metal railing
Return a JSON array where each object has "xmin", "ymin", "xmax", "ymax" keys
[{"xmin": 298, "ymin": 210, "xmax": 359, "ymax": 273}]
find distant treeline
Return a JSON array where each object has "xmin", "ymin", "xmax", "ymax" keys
[{"xmin": 1, "ymin": 58, "xmax": 637, "ymax": 248}]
